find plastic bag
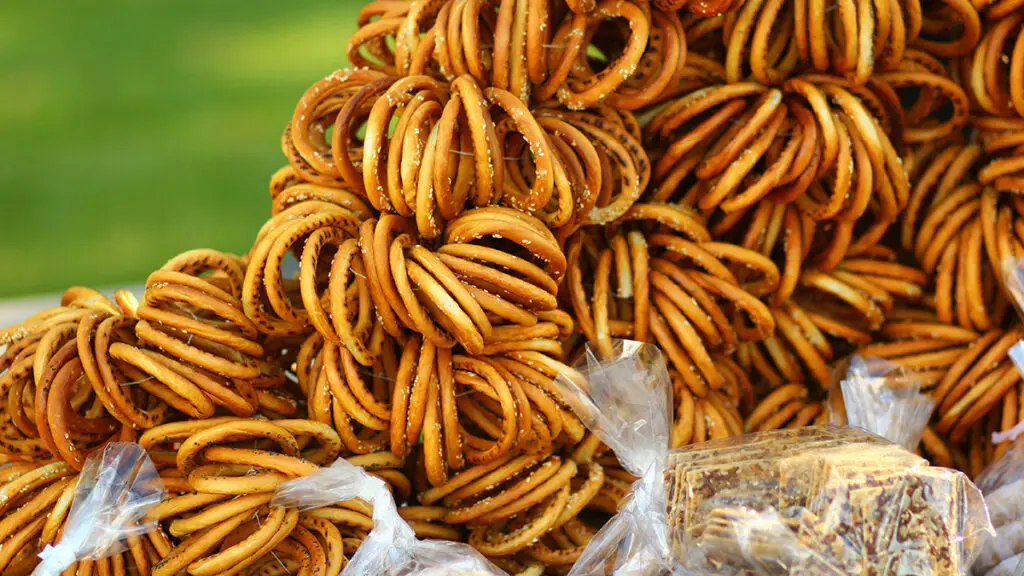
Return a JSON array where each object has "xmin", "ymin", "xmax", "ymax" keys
[
  {"xmin": 828, "ymin": 355, "xmax": 935, "ymax": 451},
  {"xmin": 668, "ymin": 426, "xmax": 992, "ymax": 575},
  {"xmin": 973, "ymin": 441, "xmax": 1024, "ymax": 576},
  {"xmin": 272, "ymin": 457, "xmax": 506, "ymax": 575},
  {"xmin": 33, "ymin": 442, "xmax": 165, "ymax": 576},
  {"xmin": 554, "ymin": 339, "xmax": 675, "ymax": 574}
]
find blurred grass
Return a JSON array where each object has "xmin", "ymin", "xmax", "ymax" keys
[{"xmin": 0, "ymin": 0, "xmax": 360, "ymax": 297}]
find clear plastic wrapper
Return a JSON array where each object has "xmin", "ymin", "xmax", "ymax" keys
[
  {"xmin": 558, "ymin": 339, "xmax": 993, "ymax": 576},
  {"xmin": 33, "ymin": 442, "xmax": 164, "ymax": 576},
  {"xmin": 973, "ymin": 441, "xmax": 1024, "ymax": 576},
  {"xmin": 827, "ymin": 355, "xmax": 935, "ymax": 451},
  {"xmin": 669, "ymin": 426, "xmax": 993, "ymax": 575},
  {"xmin": 272, "ymin": 457, "xmax": 506, "ymax": 575},
  {"xmin": 554, "ymin": 339, "xmax": 675, "ymax": 574}
]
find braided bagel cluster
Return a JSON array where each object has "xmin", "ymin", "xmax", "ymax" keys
[{"xmin": 6, "ymin": 0, "xmax": 1024, "ymax": 573}]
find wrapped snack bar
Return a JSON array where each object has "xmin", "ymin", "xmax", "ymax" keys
[
  {"xmin": 973, "ymin": 441, "xmax": 1024, "ymax": 576},
  {"xmin": 272, "ymin": 457, "xmax": 507, "ymax": 576},
  {"xmin": 975, "ymin": 257, "xmax": 1024, "ymax": 575},
  {"xmin": 828, "ymin": 355, "xmax": 935, "ymax": 451},
  {"xmin": 558, "ymin": 339, "xmax": 993, "ymax": 575},
  {"xmin": 671, "ymin": 426, "xmax": 991, "ymax": 575},
  {"xmin": 32, "ymin": 442, "xmax": 165, "ymax": 576}
]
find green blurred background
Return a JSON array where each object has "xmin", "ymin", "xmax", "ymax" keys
[{"xmin": 0, "ymin": 1, "xmax": 360, "ymax": 298}]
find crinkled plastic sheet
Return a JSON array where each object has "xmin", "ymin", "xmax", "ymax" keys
[
  {"xmin": 33, "ymin": 442, "xmax": 165, "ymax": 576},
  {"xmin": 973, "ymin": 441, "xmax": 1024, "ymax": 576},
  {"xmin": 273, "ymin": 457, "xmax": 507, "ymax": 576},
  {"xmin": 556, "ymin": 339, "xmax": 675, "ymax": 575},
  {"xmin": 828, "ymin": 355, "xmax": 935, "ymax": 451},
  {"xmin": 557, "ymin": 339, "xmax": 992, "ymax": 576}
]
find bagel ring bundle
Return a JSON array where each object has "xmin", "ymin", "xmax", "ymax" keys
[{"xmin": 4, "ymin": 0, "xmax": 1024, "ymax": 573}]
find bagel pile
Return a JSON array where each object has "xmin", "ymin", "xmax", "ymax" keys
[{"xmin": 2, "ymin": 0, "xmax": 1024, "ymax": 574}]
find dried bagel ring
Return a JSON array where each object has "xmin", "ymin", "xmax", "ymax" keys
[
  {"xmin": 285, "ymin": 69, "xmax": 388, "ymax": 188},
  {"xmin": 361, "ymin": 75, "xmax": 464, "ymax": 218},
  {"xmin": 535, "ymin": 108, "xmax": 650, "ymax": 225},
  {"xmin": 398, "ymin": 505, "xmax": 465, "ymax": 541},
  {"xmin": 607, "ymin": 7, "xmax": 688, "ymax": 109},
  {"xmin": 565, "ymin": 228, "xmax": 650, "ymax": 357},
  {"xmin": 919, "ymin": 425, "xmax": 957, "ymax": 469},
  {"xmin": 153, "ymin": 504, "xmax": 300, "ymax": 576},
  {"xmin": 446, "ymin": 355, "xmax": 529, "ymax": 466},
  {"xmin": 393, "ymin": 0, "xmax": 447, "ymax": 76},
  {"xmin": 389, "ymin": 335, "xmax": 441, "ymax": 460},
  {"xmin": 317, "ymin": 237, "xmax": 386, "ymax": 366},
  {"xmin": 346, "ymin": 451, "xmax": 414, "ymax": 503},
  {"xmin": 300, "ymin": 496, "xmax": 374, "ymax": 545},
  {"xmin": 903, "ymin": 141, "xmax": 1017, "ymax": 330},
  {"xmin": 137, "ymin": 267, "xmax": 263, "ymax": 380},
  {"xmin": 299, "ymin": 332, "xmax": 394, "ymax": 456},
  {"xmin": 961, "ymin": 14, "xmax": 1024, "ymax": 117},
  {"xmin": 359, "ymin": 215, "xmax": 418, "ymax": 337},
  {"xmin": 535, "ymin": 116, "xmax": 603, "ymax": 241},
  {"xmin": 986, "ymin": 378, "xmax": 1024, "ymax": 463},
  {"xmin": 466, "ymin": 459, "xmax": 603, "ymax": 557},
  {"xmin": 270, "ymin": 179, "xmax": 375, "ymax": 222},
  {"xmin": 556, "ymin": 0, "xmax": 650, "ymax": 110},
  {"xmin": 168, "ymin": 418, "xmax": 339, "ymax": 494},
  {"xmin": 441, "ymin": 206, "xmax": 565, "ymax": 303},
  {"xmin": 795, "ymin": 256, "xmax": 927, "ymax": 333},
  {"xmin": 496, "ymin": 350, "xmax": 586, "ymax": 445},
  {"xmin": 390, "ymin": 233, "xmax": 493, "ymax": 352},
  {"xmin": 522, "ymin": 517, "xmax": 597, "ymax": 569},
  {"xmin": 429, "ymin": 0, "xmax": 493, "ymax": 85},
  {"xmin": 745, "ymin": 382, "xmax": 825, "ymax": 432},
  {"xmin": 876, "ymin": 69, "xmax": 970, "ymax": 142},
  {"xmin": 486, "ymin": 348, "xmax": 581, "ymax": 447},
  {"xmin": 913, "ymin": 0, "xmax": 981, "ymax": 57},
  {"xmin": 0, "ymin": 328, "xmax": 63, "ymax": 460},
  {"xmin": 711, "ymin": 202, "xmax": 811, "ymax": 306},
  {"xmin": 138, "ymin": 417, "xmax": 241, "ymax": 469},
  {"xmin": 492, "ymin": 94, "xmax": 574, "ymax": 227},
  {"xmin": 420, "ymin": 454, "xmax": 603, "ymax": 557},
  {"xmin": 857, "ymin": 306, "xmax": 980, "ymax": 390},
  {"xmin": 737, "ymin": 302, "xmax": 837, "ymax": 390},
  {"xmin": 933, "ymin": 328, "xmax": 1024, "ymax": 443},
  {"xmin": 972, "ymin": 117, "xmax": 1024, "ymax": 193},
  {"xmin": 0, "ymin": 461, "xmax": 76, "ymax": 574},
  {"xmin": 673, "ymin": 383, "xmax": 745, "ymax": 446},
  {"xmin": 108, "ymin": 332, "xmax": 258, "ymax": 421},
  {"xmin": 2, "ymin": 311, "xmax": 140, "ymax": 467},
  {"xmin": 38, "ymin": 347, "xmax": 129, "ymax": 469},
  {"xmin": 244, "ymin": 201, "xmax": 363, "ymax": 336},
  {"xmin": 0, "ymin": 286, "xmax": 122, "ymax": 348},
  {"xmin": 490, "ymin": 0, "xmax": 531, "ymax": 102},
  {"xmin": 348, "ymin": 1, "xmax": 410, "ymax": 75}
]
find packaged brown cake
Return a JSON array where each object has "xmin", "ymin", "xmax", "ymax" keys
[
  {"xmin": 557, "ymin": 339, "xmax": 993, "ymax": 576},
  {"xmin": 973, "ymin": 441, "xmax": 1024, "ymax": 576},
  {"xmin": 667, "ymin": 427, "xmax": 992, "ymax": 575}
]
